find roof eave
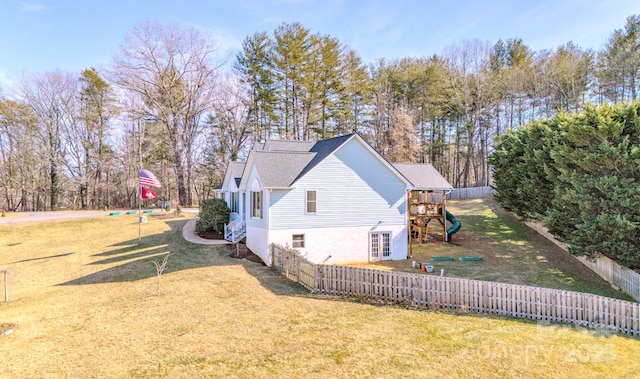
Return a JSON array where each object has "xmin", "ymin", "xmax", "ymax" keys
[{"xmin": 410, "ymin": 187, "xmax": 455, "ymax": 191}]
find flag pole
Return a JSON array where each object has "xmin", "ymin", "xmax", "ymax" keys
[
  {"xmin": 138, "ymin": 118, "xmax": 143, "ymax": 243},
  {"xmin": 139, "ymin": 182, "xmax": 142, "ymax": 242}
]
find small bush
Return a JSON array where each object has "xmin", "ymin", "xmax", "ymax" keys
[{"xmin": 196, "ymin": 198, "xmax": 230, "ymax": 233}]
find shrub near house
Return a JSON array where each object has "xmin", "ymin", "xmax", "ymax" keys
[{"xmin": 196, "ymin": 198, "xmax": 230, "ymax": 234}]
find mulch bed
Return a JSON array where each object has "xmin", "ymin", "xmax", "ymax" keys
[
  {"xmin": 197, "ymin": 230, "xmax": 225, "ymax": 240},
  {"xmin": 196, "ymin": 230, "xmax": 264, "ymax": 265},
  {"xmin": 228, "ymin": 242, "xmax": 265, "ymax": 265}
]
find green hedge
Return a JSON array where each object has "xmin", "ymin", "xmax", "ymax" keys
[{"xmin": 490, "ymin": 103, "xmax": 640, "ymax": 268}]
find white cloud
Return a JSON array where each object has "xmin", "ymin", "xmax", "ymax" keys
[{"xmin": 177, "ymin": 20, "xmax": 243, "ymax": 67}]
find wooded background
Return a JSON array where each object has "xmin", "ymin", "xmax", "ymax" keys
[{"xmin": 1, "ymin": 16, "xmax": 639, "ymax": 210}]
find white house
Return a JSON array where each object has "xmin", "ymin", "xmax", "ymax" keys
[{"xmin": 218, "ymin": 133, "xmax": 453, "ymax": 266}]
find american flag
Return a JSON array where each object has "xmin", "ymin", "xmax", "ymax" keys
[{"xmin": 140, "ymin": 169, "xmax": 161, "ymax": 188}]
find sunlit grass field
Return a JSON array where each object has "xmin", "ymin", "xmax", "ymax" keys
[{"xmin": 1, "ymin": 210, "xmax": 640, "ymax": 378}]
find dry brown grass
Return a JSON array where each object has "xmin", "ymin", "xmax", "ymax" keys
[{"xmin": 1, "ymin": 212, "xmax": 640, "ymax": 378}]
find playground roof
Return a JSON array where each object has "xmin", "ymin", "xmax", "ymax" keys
[{"xmin": 392, "ymin": 163, "xmax": 453, "ymax": 191}]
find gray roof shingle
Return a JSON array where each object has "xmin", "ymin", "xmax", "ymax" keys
[
  {"xmin": 251, "ymin": 151, "xmax": 315, "ymax": 188},
  {"xmin": 227, "ymin": 161, "xmax": 245, "ymax": 179},
  {"xmin": 247, "ymin": 134, "xmax": 429, "ymax": 190},
  {"xmin": 221, "ymin": 161, "xmax": 245, "ymax": 190},
  {"xmin": 247, "ymin": 134, "xmax": 354, "ymax": 188},
  {"xmin": 392, "ymin": 163, "xmax": 453, "ymax": 190}
]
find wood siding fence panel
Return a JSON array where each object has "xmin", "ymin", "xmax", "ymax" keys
[
  {"xmin": 525, "ymin": 220, "xmax": 640, "ymax": 302},
  {"xmin": 447, "ymin": 186, "xmax": 493, "ymax": 200},
  {"xmin": 271, "ymin": 244, "xmax": 640, "ymax": 337}
]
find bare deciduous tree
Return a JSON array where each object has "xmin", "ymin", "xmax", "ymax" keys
[
  {"xmin": 20, "ymin": 71, "xmax": 77, "ymax": 210},
  {"xmin": 110, "ymin": 22, "xmax": 223, "ymax": 206},
  {"xmin": 151, "ymin": 253, "xmax": 171, "ymax": 296}
]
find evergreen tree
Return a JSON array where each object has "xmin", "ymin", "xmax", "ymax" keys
[
  {"xmin": 546, "ymin": 104, "xmax": 640, "ymax": 267},
  {"xmin": 596, "ymin": 15, "xmax": 640, "ymax": 103},
  {"xmin": 234, "ymin": 31, "xmax": 277, "ymax": 141}
]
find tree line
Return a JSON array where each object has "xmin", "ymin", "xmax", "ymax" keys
[{"xmin": 1, "ymin": 16, "xmax": 639, "ymax": 211}]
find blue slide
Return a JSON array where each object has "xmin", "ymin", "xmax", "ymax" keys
[{"xmin": 445, "ymin": 210, "xmax": 462, "ymax": 242}]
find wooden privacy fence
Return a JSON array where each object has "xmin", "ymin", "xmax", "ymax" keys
[
  {"xmin": 271, "ymin": 244, "xmax": 315, "ymax": 290},
  {"xmin": 271, "ymin": 244, "xmax": 640, "ymax": 337},
  {"xmin": 526, "ymin": 220, "xmax": 640, "ymax": 302},
  {"xmin": 577, "ymin": 255, "xmax": 640, "ymax": 302},
  {"xmin": 447, "ymin": 186, "xmax": 493, "ymax": 200}
]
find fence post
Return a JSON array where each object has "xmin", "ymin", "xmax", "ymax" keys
[
  {"xmin": 270, "ymin": 244, "xmax": 274, "ymax": 267},
  {"xmin": 1, "ymin": 270, "xmax": 7, "ymax": 302},
  {"xmin": 313, "ymin": 264, "xmax": 318, "ymax": 292}
]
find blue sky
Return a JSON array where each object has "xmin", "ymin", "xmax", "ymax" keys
[{"xmin": 0, "ymin": 0, "xmax": 638, "ymax": 91}]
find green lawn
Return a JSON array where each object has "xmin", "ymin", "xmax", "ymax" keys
[
  {"xmin": 1, "ymin": 212, "xmax": 640, "ymax": 378},
  {"xmin": 350, "ymin": 198, "xmax": 631, "ymax": 301}
]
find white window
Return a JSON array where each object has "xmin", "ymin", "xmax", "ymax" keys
[
  {"xmin": 251, "ymin": 191, "xmax": 262, "ymax": 218},
  {"xmin": 292, "ymin": 234, "xmax": 305, "ymax": 248},
  {"xmin": 230, "ymin": 192, "xmax": 239, "ymax": 213},
  {"xmin": 242, "ymin": 192, "xmax": 246, "ymax": 213},
  {"xmin": 370, "ymin": 232, "xmax": 391, "ymax": 259},
  {"xmin": 306, "ymin": 190, "xmax": 316, "ymax": 214}
]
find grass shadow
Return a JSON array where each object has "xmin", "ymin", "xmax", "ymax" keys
[
  {"xmin": 11, "ymin": 252, "xmax": 74, "ymax": 264},
  {"xmin": 58, "ymin": 220, "xmax": 218, "ymax": 286},
  {"xmin": 92, "ymin": 244, "xmax": 144, "ymax": 257},
  {"xmin": 88, "ymin": 246, "xmax": 170, "ymax": 265},
  {"xmin": 56, "ymin": 219, "xmax": 311, "ymax": 300}
]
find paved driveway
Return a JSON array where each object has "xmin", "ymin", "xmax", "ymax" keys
[
  {"xmin": 0, "ymin": 208, "xmax": 200, "ymax": 225},
  {"xmin": 0, "ymin": 210, "xmax": 136, "ymax": 224}
]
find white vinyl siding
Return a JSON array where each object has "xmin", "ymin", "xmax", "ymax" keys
[
  {"xmin": 268, "ymin": 225, "xmax": 407, "ymax": 264},
  {"xmin": 269, "ymin": 138, "xmax": 406, "ymax": 229}
]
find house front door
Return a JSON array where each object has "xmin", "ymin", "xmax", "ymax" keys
[{"xmin": 370, "ymin": 232, "xmax": 391, "ymax": 261}]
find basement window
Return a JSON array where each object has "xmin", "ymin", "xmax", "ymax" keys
[{"xmin": 292, "ymin": 234, "xmax": 305, "ymax": 248}]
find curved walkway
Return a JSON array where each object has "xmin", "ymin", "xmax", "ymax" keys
[{"xmin": 181, "ymin": 219, "xmax": 231, "ymax": 245}]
